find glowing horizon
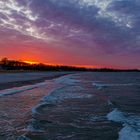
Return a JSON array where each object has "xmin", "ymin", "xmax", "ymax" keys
[
  {"xmin": 18, "ymin": 59, "xmax": 129, "ymax": 69},
  {"xmin": 22, "ymin": 59, "xmax": 99, "ymax": 69},
  {"xmin": 23, "ymin": 60, "xmax": 40, "ymax": 65}
]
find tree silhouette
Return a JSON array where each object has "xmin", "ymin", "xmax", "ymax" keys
[{"xmin": 0, "ymin": 58, "xmax": 139, "ymax": 72}]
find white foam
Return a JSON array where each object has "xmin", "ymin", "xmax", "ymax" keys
[
  {"xmin": 107, "ymin": 109, "xmax": 125, "ymax": 122},
  {"xmin": 92, "ymin": 82, "xmax": 139, "ymax": 89},
  {"xmin": 32, "ymin": 75, "xmax": 91, "ymax": 114},
  {"xmin": 55, "ymin": 75, "xmax": 80, "ymax": 85},
  {"xmin": 92, "ymin": 82, "xmax": 104, "ymax": 89},
  {"xmin": 0, "ymin": 81, "xmax": 46, "ymax": 97},
  {"xmin": 107, "ymin": 109, "xmax": 140, "ymax": 140},
  {"xmin": 119, "ymin": 125, "xmax": 140, "ymax": 140},
  {"xmin": 42, "ymin": 85, "xmax": 92, "ymax": 104},
  {"xmin": 108, "ymin": 100, "xmax": 114, "ymax": 106},
  {"xmin": 40, "ymin": 75, "xmax": 88, "ymax": 103}
]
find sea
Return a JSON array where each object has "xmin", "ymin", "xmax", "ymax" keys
[{"xmin": 1, "ymin": 72, "xmax": 140, "ymax": 140}]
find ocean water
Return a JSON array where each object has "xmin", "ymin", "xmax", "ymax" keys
[{"xmin": 14, "ymin": 72, "xmax": 140, "ymax": 140}]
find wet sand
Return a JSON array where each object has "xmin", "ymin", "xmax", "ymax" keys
[{"xmin": 0, "ymin": 72, "xmax": 72, "ymax": 90}]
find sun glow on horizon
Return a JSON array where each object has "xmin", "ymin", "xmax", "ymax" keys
[
  {"xmin": 23, "ymin": 60, "xmax": 40, "ymax": 64},
  {"xmin": 23, "ymin": 60, "xmax": 98, "ymax": 68}
]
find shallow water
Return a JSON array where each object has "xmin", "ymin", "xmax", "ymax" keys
[{"xmin": 1, "ymin": 72, "xmax": 140, "ymax": 140}]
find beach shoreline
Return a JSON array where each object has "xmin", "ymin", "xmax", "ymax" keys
[{"xmin": 0, "ymin": 72, "xmax": 73, "ymax": 90}]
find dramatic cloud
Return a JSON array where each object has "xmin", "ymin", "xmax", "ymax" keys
[{"xmin": 0, "ymin": 0, "xmax": 140, "ymax": 68}]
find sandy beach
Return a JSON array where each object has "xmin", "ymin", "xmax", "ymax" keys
[{"xmin": 0, "ymin": 72, "xmax": 72, "ymax": 90}]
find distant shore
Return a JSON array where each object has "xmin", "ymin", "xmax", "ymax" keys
[
  {"xmin": 0, "ymin": 58, "xmax": 139, "ymax": 73},
  {"xmin": 0, "ymin": 72, "xmax": 73, "ymax": 90}
]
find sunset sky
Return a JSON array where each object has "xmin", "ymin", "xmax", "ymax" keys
[{"xmin": 0, "ymin": 0, "xmax": 140, "ymax": 69}]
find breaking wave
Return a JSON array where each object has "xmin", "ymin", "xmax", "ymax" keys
[{"xmin": 107, "ymin": 109, "xmax": 140, "ymax": 140}]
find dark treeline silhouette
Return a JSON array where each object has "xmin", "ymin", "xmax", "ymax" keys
[
  {"xmin": 0, "ymin": 58, "xmax": 139, "ymax": 72},
  {"xmin": 91, "ymin": 68, "xmax": 140, "ymax": 72},
  {"xmin": 0, "ymin": 58, "xmax": 87, "ymax": 71}
]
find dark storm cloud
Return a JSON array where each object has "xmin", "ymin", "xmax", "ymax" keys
[{"xmin": 27, "ymin": 0, "xmax": 140, "ymax": 54}]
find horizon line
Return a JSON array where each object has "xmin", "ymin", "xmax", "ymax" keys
[{"xmin": 0, "ymin": 58, "xmax": 139, "ymax": 71}]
